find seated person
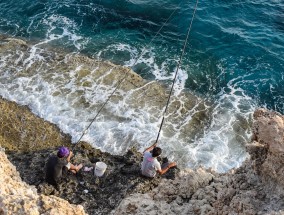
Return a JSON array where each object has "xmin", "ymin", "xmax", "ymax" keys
[
  {"xmin": 141, "ymin": 143, "xmax": 176, "ymax": 178},
  {"xmin": 45, "ymin": 146, "xmax": 82, "ymax": 186}
]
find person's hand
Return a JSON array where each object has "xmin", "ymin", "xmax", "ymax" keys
[
  {"xmin": 169, "ymin": 162, "xmax": 177, "ymax": 168},
  {"xmin": 152, "ymin": 142, "xmax": 157, "ymax": 147},
  {"xmin": 69, "ymin": 151, "xmax": 73, "ymax": 157}
]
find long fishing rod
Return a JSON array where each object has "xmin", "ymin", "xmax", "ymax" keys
[
  {"xmin": 72, "ymin": 3, "xmax": 181, "ymax": 151},
  {"xmin": 154, "ymin": 0, "xmax": 199, "ymax": 146}
]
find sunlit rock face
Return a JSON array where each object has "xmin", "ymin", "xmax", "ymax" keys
[
  {"xmin": 249, "ymin": 109, "xmax": 284, "ymax": 186},
  {"xmin": 113, "ymin": 109, "xmax": 284, "ymax": 215},
  {"xmin": 0, "ymin": 148, "xmax": 86, "ymax": 215}
]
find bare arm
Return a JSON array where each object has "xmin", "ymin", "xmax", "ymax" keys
[
  {"xmin": 143, "ymin": 142, "xmax": 157, "ymax": 153},
  {"xmin": 69, "ymin": 163, "xmax": 82, "ymax": 172},
  {"xmin": 66, "ymin": 151, "xmax": 82, "ymax": 172},
  {"xmin": 66, "ymin": 151, "xmax": 73, "ymax": 162},
  {"xmin": 157, "ymin": 162, "xmax": 177, "ymax": 175}
]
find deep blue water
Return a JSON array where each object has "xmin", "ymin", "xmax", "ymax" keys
[{"xmin": 1, "ymin": 0, "xmax": 283, "ymax": 113}]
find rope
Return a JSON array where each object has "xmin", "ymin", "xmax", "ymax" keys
[
  {"xmin": 154, "ymin": 0, "xmax": 199, "ymax": 145},
  {"xmin": 72, "ymin": 3, "xmax": 181, "ymax": 151}
]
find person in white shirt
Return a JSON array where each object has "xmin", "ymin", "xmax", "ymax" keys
[{"xmin": 141, "ymin": 142, "xmax": 176, "ymax": 178}]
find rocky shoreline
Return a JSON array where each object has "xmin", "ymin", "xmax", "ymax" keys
[
  {"xmin": 0, "ymin": 36, "xmax": 215, "ymax": 167},
  {"xmin": 0, "ymin": 97, "xmax": 177, "ymax": 215},
  {"xmin": 1, "ymin": 97, "xmax": 284, "ymax": 214},
  {"xmin": 0, "ymin": 36, "xmax": 283, "ymax": 215},
  {"xmin": 114, "ymin": 109, "xmax": 284, "ymax": 215},
  {"xmin": 0, "ymin": 147, "xmax": 86, "ymax": 215}
]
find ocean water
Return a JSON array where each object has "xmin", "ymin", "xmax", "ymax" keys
[{"xmin": 0, "ymin": 0, "xmax": 283, "ymax": 172}]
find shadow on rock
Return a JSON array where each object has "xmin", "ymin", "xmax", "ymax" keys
[{"xmin": 7, "ymin": 142, "xmax": 178, "ymax": 215}]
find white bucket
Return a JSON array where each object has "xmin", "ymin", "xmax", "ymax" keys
[{"xmin": 94, "ymin": 162, "xmax": 107, "ymax": 177}]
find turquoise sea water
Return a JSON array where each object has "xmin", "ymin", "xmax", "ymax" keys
[{"xmin": 0, "ymin": 0, "xmax": 283, "ymax": 171}]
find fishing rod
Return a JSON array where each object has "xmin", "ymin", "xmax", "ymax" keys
[
  {"xmin": 154, "ymin": 0, "xmax": 199, "ymax": 146},
  {"xmin": 72, "ymin": 3, "xmax": 181, "ymax": 151}
]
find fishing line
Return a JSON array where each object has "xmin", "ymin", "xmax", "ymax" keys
[
  {"xmin": 72, "ymin": 2, "xmax": 182, "ymax": 151},
  {"xmin": 154, "ymin": 0, "xmax": 199, "ymax": 145}
]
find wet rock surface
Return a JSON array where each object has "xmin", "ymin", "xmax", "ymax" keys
[
  {"xmin": 0, "ymin": 96, "xmax": 178, "ymax": 215},
  {"xmin": 0, "ymin": 35, "xmax": 213, "ymax": 154},
  {"xmin": 0, "ymin": 97, "xmax": 71, "ymax": 152},
  {"xmin": 1, "ymin": 93, "xmax": 284, "ymax": 215}
]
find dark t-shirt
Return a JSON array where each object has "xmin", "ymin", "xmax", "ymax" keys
[{"xmin": 45, "ymin": 155, "xmax": 68, "ymax": 185}]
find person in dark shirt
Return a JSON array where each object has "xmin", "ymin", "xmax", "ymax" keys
[{"xmin": 45, "ymin": 146, "xmax": 82, "ymax": 186}]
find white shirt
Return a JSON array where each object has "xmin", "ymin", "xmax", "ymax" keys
[
  {"xmin": 65, "ymin": 162, "xmax": 71, "ymax": 170},
  {"xmin": 141, "ymin": 151, "xmax": 161, "ymax": 178}
]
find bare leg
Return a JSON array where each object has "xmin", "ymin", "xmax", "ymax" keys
[{"xmin": 76, "ymin": 163, "xmax": 83, "ymax": 172}]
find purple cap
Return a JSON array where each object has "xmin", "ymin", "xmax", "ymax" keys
[{"xmin": 57, "ymin": 146, "xmax": 70, "ymax": 158}]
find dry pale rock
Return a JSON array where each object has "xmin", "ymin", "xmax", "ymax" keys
[
  {"xmin": 253, "ymin": 108, "xmax": 284, "ymax": 154},
  {"xmin": 0, "ymin": 150, "xmax": 86, "ymax": 215},
  {"xmin": 252, "ymin": 109, "xmax": 284, "ymax": 186},
  {"xmin": 113, "ymin": 168, "xmax": 214, "ymax": 215}
]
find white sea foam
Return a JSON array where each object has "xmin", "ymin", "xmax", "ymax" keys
[
  {"xmin": 0, "ymin": 39, "xmax": 255, "ymax": 172},
  {"xmin": 41, "ymin": 14, "xmax": 88, "ymax": 50},
  {"xmin": 97, "ymin": 43, "xmax": 189, "ymax": 96},
  {"xmin": 187, "ymin": 90, "xmax": 254, "ymax": 172}
]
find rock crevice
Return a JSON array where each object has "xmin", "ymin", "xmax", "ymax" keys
[{"xmin": 113, "ymin": 109, "xmax": 284, "ymax": 215}]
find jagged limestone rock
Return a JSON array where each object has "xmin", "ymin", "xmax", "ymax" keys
[
  {"xmin": 0, "ymin": 150, "xmax": 86, "ymax": 215},
  {"xmin": 113, "ymin": 109, "xmax": 284, "ymax": 215}
]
